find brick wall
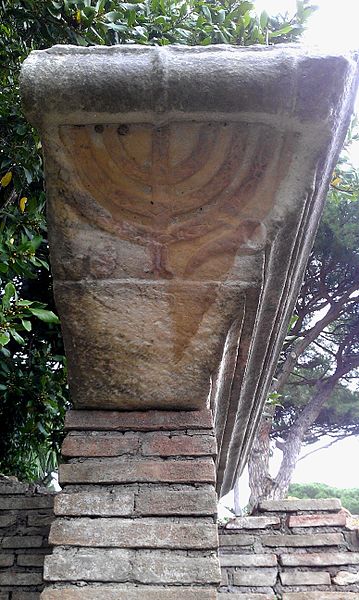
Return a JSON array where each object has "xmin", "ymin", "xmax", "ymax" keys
[
  {"xmin": 0, "ymin": 476, "xmax": 54, "ymax": 600},
  {"xmin": 41, "ymin": 409, "xmax": 220, "ymax": 599},
  {"xmin": 2, "ymin": 473, "xmax": 359, "ymax": 599},
  {"xmin": 219, "ymin": 498, "xmax": 359, "ymax": 599}
]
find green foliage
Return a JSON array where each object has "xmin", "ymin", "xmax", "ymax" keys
[
  {"xmin": 289, "ymin": 482, "xmax": 359, "ymax": 514},
  {"xmin": 0, "ymin": 0, "xmax": 317, "ymax": 481}
]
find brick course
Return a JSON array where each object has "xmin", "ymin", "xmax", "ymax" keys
[{"xmin": 0, "ymin": 476, "xmax": 54, "ymax": 599}]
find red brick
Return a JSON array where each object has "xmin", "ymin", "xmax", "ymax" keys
[
  {"xmin": 280, "ymin": 552, "xmax": 359, "ymax": 566},
  {"xmin": 289, "ymin": 513, "xmax": 347, "ymax": 528},
  {"xmin": 59, "ymin": 458, "xmax": 215, "ymax": 485},
  {"xmin": 280, "ymin": 571, "xmax": 331, "ymax": 585},
  {"xmin": 54, "ymin": 489, "xmax": 134, "ymax": 516},
  {"xmin": 136, "ymin": 485, "xmax": 217, "ymax": 516},
  {"xmin": 17, "ymin": 553, "xmax": 46, "ymax": 566},
  {"xmin": 1, "ymin": 535, "xmax": 43, "ymax": 549},
  {"xmin": 41, "ymin": 587, "xmax": 217, "ymax": 600},
  {"xmin": 225, "ymin": 515, "xmax": 280, "ymax": 529},
  {"xmin": 49, "ymin": 517, "xmax": 218, "ymax": 549},
  {"xmin": 65, "ymin": 409, "xmax": 213, "ymax": 431},
  {"xmin": 0, "ymin": 554, "xmax": 14, "ymax": 567},
  {"xmin": 62, "ymin": 432, "xmax": 139, "ymax": 457},
  {"xmin": 142, "ymin": 433, "xmax": 216, "ymax": 456},
  {"xmin": 0, "ymin": 571, "xmax": 43, "ymax": 586}
]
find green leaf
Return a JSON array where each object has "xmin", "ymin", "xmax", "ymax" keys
[
  {"xmin": 10, "ymin": 328, "xmax": 25, "ymax": 345},
  {"xmin": 270, "ymin": 24, "xmax": 293, "ymax": 37},
  {"xmin": 28, "ymin": 308, "xmax": 60, "ymax": 324},
  {"xmin": 0, "ymin": 332, "xmax": 10, "ymax": 346},
  {"xmin": 21, "ymin": 319, "xmax": 32, "ymax": 332},
  {"xmin": 201, "ymin": 5, "xmax": 212, "ymax": 22},
  {"xmin": 2, "ymin": 282, "xmax": 16, "ymax": 306},
  {"xmin": 260, "ymin": 10, "xmax": 268, "ymax": 29}
]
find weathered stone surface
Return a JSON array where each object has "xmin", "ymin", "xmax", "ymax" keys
[
  {"xmin": 219, "ymin": 533, "xmax": 255, "ymax": 546},
  {"xmin": 54, "ymin": 490, "xmax": 135, "ymax": 516},
  {"xmin": 225, "ymin": 516, "xmax": 280, "ymax": 529},
  {"xmin": 262, "ymin": 533, "xmax": 344, "ymax": 547},
  {"xmin": 334, "ymin": 571, "xmax": 359, "ymax": 585},
  {"xmin": 65, "ymin": 409, "xmax": 213, "ymax": 431},
  {"xmin": 59, "ymin": 458, "xmax": 215, "ymax": 484},
  {"xmin": 280, "ymin": 571, "xmax": 331, "ymax": 585},
  {"xmin": 280, "ymin": 552, "xmax": 359, "ymax": 566},
  {"xmin": 220, "ymin": 553, "xmax": 277, "ymax": 567},
  {"xmin": 289, "ymin": 513, "xmax": 347, "ymax": 528},
  {"xmin": 232, "ymin": 568, "xmax": 277, "ymax": 586},
  {"xmin": 49, "ymin": 517, "xmax": 218, "ymax": 549},
  {"xmin": 258, "ymin": 498, "xmax": 342, "ymax": 512},
  {"xmin": 44, "ymin": 548, "xmax": 132, "ymax": 582},
  {"xmin": 20, "ymin": 46, "xmax": 359, "ymax": 498},
  {"xmin": 41, "ymin": 587, "xmax": 217, "ymax": 600},
  {"xmin": 136, "ymin": 485, "xmax": 217, "ymax": 516},
  {"xmin": 282, "ymin": 594, "xmax": 359, "ymax": 599}
]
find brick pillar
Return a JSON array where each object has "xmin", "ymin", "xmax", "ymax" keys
[{"xmin": 41, "ymin": 409, "xmax": 220, "ymax": 599}]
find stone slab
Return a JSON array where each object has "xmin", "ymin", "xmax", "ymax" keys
[
  {"xmin": 262, "ymin": 533, "xmax": 344, "ymax": 547},
  {"xmin": 232, "ymin": 568, "xmax": 277, "ymax": 586},
  {"xmin": 258, "ymin": 499, "xmax": 342, "ymax": 512},
  {"xmin": 54, "ymin": 489, "xmax": 134, "ymax": 516},
  {"xmin": 41, "ymin": 588, "xmax": 217, "ymax": 600},
  {"xmin": 225, "ymin": 516, "xmax": 280, "ymax": 529},
  {"xmin": 49, "ymin": 517, "xmax": 218, "ymax": 549},
  {"xmin": 65, "ymin": 410, "xmax": 213, "ymax": 431},
  {"xmin": 59, "ymin": 458, "xmax": 216, "ymax": 484},
  {"xmin": 220, "ymin": 553, "xmax": 277, "ymax": 567},
  {"xmin": 280, "ymin": 552, "xmax": 359, "ymax": 566},
  {"xmin": 289, "ymin": 513, "xmax": 347, "ymax": 528},
  {"xmin": 280, "ymin": 570, "xmax": 331, "ymax": 585}
]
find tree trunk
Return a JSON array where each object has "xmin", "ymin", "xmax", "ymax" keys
[
  {"xmin": 246, "ymin": 405, "xmax": 276, "ymax": 511},
  {"xmin": 247, "ymin": 378, "xmax": 340, "ymax": 510}
]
